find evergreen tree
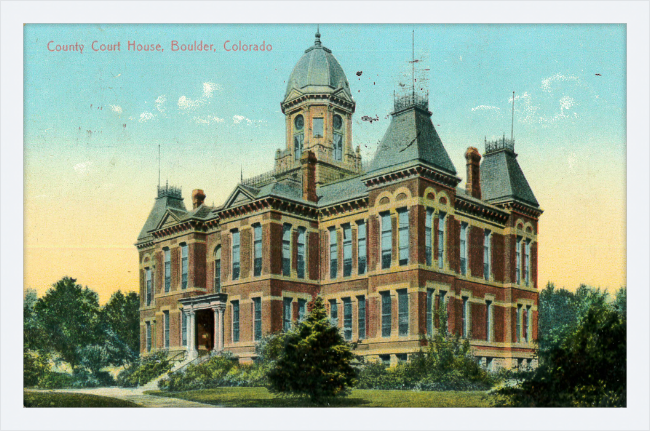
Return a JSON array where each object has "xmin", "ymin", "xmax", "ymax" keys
[{"xmin": 268, "ymin": 296, "xmax": 357, "ymax": 403}]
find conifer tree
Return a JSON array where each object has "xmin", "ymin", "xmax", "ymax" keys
[{"xmin": 268, "ymin": 296, "xmax": 357, "ymax": 403}]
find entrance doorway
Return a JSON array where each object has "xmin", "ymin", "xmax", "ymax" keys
[{"xmin": 195, "ymin": 309, "xmax": 215, "ymax": 354}]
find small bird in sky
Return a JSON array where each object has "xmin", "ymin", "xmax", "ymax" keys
[{"xmin": 595, "ymin": 73, "xmax": 602, "ymax": 76}]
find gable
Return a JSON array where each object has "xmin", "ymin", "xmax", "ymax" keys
[
  {"xmin": 155, "ymin": 210, "xmax": 182, "ymax": 231},
  {"xmin": 223, "ymin": 185, "xmax": 258, "ymax": 210}
]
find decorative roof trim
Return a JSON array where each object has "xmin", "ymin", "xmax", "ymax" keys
[
  {"xmin": 281, "ymin": 92, "xmax": 355, "ymax": 113},
  {"xmin": 363, "ymin": 165, "xmax": 461, "ymax": 190}
]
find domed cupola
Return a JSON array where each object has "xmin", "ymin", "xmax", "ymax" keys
[
  {"xmin": 282, "ymin": 29, "xmax": 353, "ymax": 106},
  {"xmin": 274, "ymin": 28, "xmax": 361, "ymax": 186}
]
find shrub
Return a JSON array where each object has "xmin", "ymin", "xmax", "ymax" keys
[
  {"xmin": 116, "ymin": 351, "xmax": 173, "ymax": 387},
  {"xmin": 357, "ymin": 333, "xmax": 495, "ymax": 391},
  {"xmin": 159, "ymin": 351, "xmax": 265, "ymax": 391},
  {"xmin": 24, "ymin": 351, "xmax": 51, "ymax": 387},
  {"xmin": 37, "ymin": 371, "xmax": 77, "ymax": 389}
]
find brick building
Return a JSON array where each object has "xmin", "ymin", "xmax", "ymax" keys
[{"xmin": 136, "ymin": 30, "xmax": 542, "ymax": 369}]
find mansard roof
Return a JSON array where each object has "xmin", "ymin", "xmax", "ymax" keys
[
  {"xmin": 366, "ymin": 103, "xmax": 457, "ymax": 177},
  {"xmin": 137, "ymin": 187, "xmax": 187, "ymax": 242},
  {"xmin": 480, "ymin": 148, "xmax": 539, "ymax": 208},
  {"xmin": 317, "ymin": 175, "xmax": 368, "ymax": 206}
]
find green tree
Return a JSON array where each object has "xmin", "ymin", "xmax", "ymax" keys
[
  {"xmin": 268, "ymin": 296, "xmax": 357, "ymax": 403},
  {"xmin": 496, "ymin": 286, "xmax": 626, "ymax": 407},
  {"xmin": 99, "ymin": 290, "xmax": 140, "ymax": 364},
  {"xmin": 34, "ymin": 277, "xmax": 101, "ymax": 368},
  {"xmin": 24, "ymin": 288, "xmax": 48, "ymax": 353}
]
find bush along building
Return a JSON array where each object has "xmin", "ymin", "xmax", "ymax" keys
[{"xmin": 136, "ymin": 30, "xmax": 542, "ymax": 370}]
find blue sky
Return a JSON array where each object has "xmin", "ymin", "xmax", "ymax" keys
[{"xmin": 23, "ymin": 24, "xmax": 627, "ymax": 295}]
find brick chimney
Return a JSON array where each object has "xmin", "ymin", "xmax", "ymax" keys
[
  {"xmin": 464, "ymin": 147, "xmax": 482, "ymax": 199},
  {"xmin": 192, "ymin": 189, "xmax": 206, "ymax": 209},
  {"xmin": 300, "ymin": 151, "xmax": 318, "ymax": 203}
]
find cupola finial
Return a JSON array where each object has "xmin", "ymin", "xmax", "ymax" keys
[{"xmin": 315, "ymin": 25, "xmax": 321, "ymax": 47}]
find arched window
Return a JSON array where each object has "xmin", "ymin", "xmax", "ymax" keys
[
  {"xmin": 213, "ymin": 246, "xmax": 221, "ymax": 292},
  {"xmin": 333, "ymin": 114, "xmax": 344, "ymax": 161},
  {"xmin": 294, "ymin": 115, "xmax": 304, "ymax": 160}
]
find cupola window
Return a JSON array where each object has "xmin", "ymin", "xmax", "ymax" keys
[
  {"xmin": 333, "ymin": 114, "xmax": 344, "ymax": 161},
  {"xmin": 294, "ymin": 115, "xmax": 304, "ymax": 160},
  {"xmin": 313, "ymin": 118, "xmax": 324, "ymax": 138}
]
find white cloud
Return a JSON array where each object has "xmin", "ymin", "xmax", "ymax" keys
[
  {"xmin": 541, "ymin": 73, "xmax": 580, "ymax": 93},
  {"xmin": 178, "ymin": 82, "xmax": 221, "ymax": 110},
  {"xmin": 203, "ymin": 82, "xmax": 220, "ymax": 98},
  {"xmin": 194, "ymin": 115, "xmax": 225, "ymax": 125},
  {"xmin": 139, "ymin": 111, "xmax": 155, "ymax": 122},
  {"xmin": 559, "ymin": 95, "xmax": 575, "ymax": 111},
  {"xmin": 471, "ymin": 105, "xmax": 500, "ymax": 112},
  {"xmin": 155, "ymin": 95, "xmax": 166, "ymax": 113},
  {"xmin": 233, "ymin": 114, "xmax": 252, "ymax": 125},
  {"xmin": 109, "ymin": 105, "xmax": 122, "ymax": 115},
  {"xmin": 177, "ymin": 95, "xmax": 203, "ymax": 110}
]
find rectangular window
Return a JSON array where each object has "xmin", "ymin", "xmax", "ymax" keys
[
  {"xmin": 486, "ymin": 357, "xmax": 494, "ymax": 372},
  {"xmin": 438, "ymin": 212, "xmax": 446, "ymax": 268},
  {"xmin": 146, "ymin": 322, "xmax": 151, "ymax": 352},
  {"xmin": 486, "ymin": 301, "xmax": 493, "ymax": 342},
  {"xmin": 343, "ymin": 298, "xmax": 352, "ymax": 341},
  {"xmin": 484, "ymin": 230, "xmax": 491, "ymax": 280},
  {"xmin": 357, "ymin": 296, "xmax": 366, "ymax": 340},
  {"xmin": 381, "ymin": 212, "xmax": 392, "ymax": 269},
  {"xmin": 253, "ymin": 298, "xmax": 262, "ymax": 341},
  {"xmin": 525, "ymin": 240, "xmax": 531, "ymax": 286},
  {"xmin": 294, "ymin": 133, "xmax": 304, "ymax": 160},
  {"xmin": 379, "ymin": 354, "xmax": 390, "ymax": 366},
  {"xmin": 426, "ymin": 289, "xmax": 433, "ymax": 335},
  {"xmin": 164, "ymin": 249, "xmax": 171, "ymax": 292},
  {"xmin": 526, "ymin": 305, "xmax": 533, "ymax": 343},
  {"xmin": 329, "ymin": 299, "xmax": 338, "ymax": 327},
  {"xmin": 333, "ymin": 133, "xmax": 343, "ymax": 161},
  {"xmin": 232, "ymin": 301, "xmax": 240, "ymax": 342},
  {"xmin": 516, "ymin": 237, "xmax": 522, "ymax": 285},
  {"xmin": 398, "ymin": 289, "xmax": 409, "ymax": 336},
  {"xmin": 313, "ymin": 118, "xmax": 324, "ymax": 138},
  {"xmin": 297, "ymin": 227, "xmax": 306, "ymax": 279},
  {"xmin": 461, "ymin": 297, "xmax": 469, "ymax": 338},
  {"xmin": 425, "ymin": 209, "xmax": 433, "ymax": 266},
  {"xmin": 145, "ymin": 267, "xmax": 152, "ymax": 306},
  {"xmin": 343, "ymin": 224, "xmax": 352, "ymax": 277},
  {"xmin": 398, "ymin": 209, "xmax": 409, "ymax": 266},
  {"xmin": 381, "ymin": 292, "xmax": 391, "ymax": 338},
  {"xmin": 357, "ymin": 220, "xmax": 367, "ymax": 275},
  {"xmin": 298, "ymin": 299, "xmax": 307, "ymax": 322},
  {"xmin": 516, "ymin": 304, "xmax": 522, "ymax": 342},
  {"xmin": 460, "ymin": 223, "xmax": 468, "ymax": 276},
  {"xmin": 181, "ymin": 312, "xmax": 187, "ymax": 346},
  {"xmin": 214, "ymin": 260, "xmax": 221, "ymax": 292},
  {"xmin": 329, "ymin": 228, "xmax": 338, "ymax": 279},
  {"xmin": 181, "ymin": 244, "xmax": 188, "ymax": 289},
  {"xmin": 282, "ymin": 224, "xmax": 291, "ymax": 277},
  {"xmin": 253, "ymin": 224, "xmax": 262, "ymax": 277},
  {"xmin": 163, "ymin": 310, "xmax": 170, "ymax": 348},
  {"xmin": 283, "ymin": 298, "xmax": 292, "ymax": 332},
  {"xmin": 396, "ymin": 353, "xmax": 408, "ymax": 363},
  {"xmin": 232, "ymin": 230, "xmax": 240, "ymax": 280}
]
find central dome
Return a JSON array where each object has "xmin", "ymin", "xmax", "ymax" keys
[{"xmin": 284, "ymin": 30, "xmax": 352, "ymax": 101}]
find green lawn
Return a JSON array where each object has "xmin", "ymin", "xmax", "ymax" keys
[
  {"xmin": 147, "ymin": 387, "xmax": 494, "ymax": 407},
  {"xmin": 24, "ymin": 391, "xmax": 141, "ymax": 408}
]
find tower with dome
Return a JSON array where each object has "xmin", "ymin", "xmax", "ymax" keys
[{"xmin": 136, "ymin": 29, "xmax": 542, "ymax": 371}]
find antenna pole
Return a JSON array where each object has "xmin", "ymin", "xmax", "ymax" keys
[
  {"xmin": 412, "ymin": 30, "xmax": 415, "ymax": 99},
  {"xmin": 511, "ymin": 91, "xmax": 515, "ymax": 142}
]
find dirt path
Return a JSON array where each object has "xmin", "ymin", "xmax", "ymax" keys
[{"xmin": 25, "ymin": 387, "xmax": 217, "ymax": 408}]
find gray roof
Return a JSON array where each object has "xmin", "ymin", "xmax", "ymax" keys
[
  {"xmin": 367, "ymin": 106, "xmax": 457, "ymax": 176},
  {"xmin": 317, "ymin": 176, "xmax": 368, "ymax": 206},
  {"xmin": 284, "ymin": 32, "xmax": 351, "ymax": 101},
  {"xmin": 137, "ymin": 194, "xmax": 187, "ymax": 241},
  {"xmin": 481, "ymin": 149, "xmax": 539, "ymax": 207}
]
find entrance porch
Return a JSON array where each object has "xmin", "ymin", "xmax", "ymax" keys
[{"xmin": 179, "ymin": 293, "xmax": 227, "ymax": 360}]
